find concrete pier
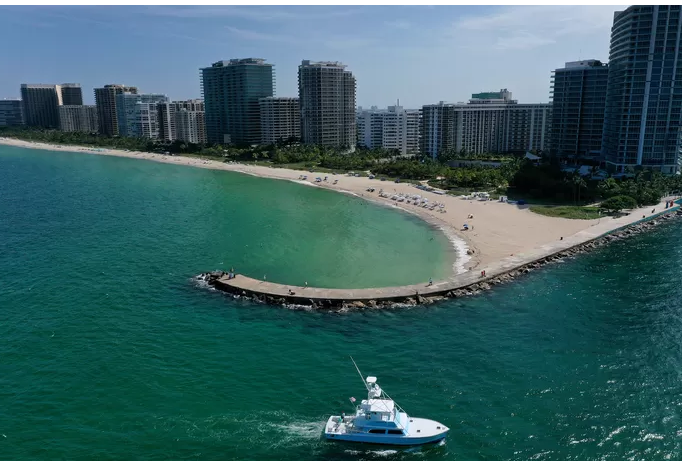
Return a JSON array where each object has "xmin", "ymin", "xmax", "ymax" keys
[{"xmin": 203, "ymin": 204, "xmax": 682, "ymax": 308}]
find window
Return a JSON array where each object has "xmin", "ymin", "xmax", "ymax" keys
[
  {"xmin": 368, "ymin": 429, "xmax": 386, "ymax": 434},
  {"xmin": 388, "ymin": 429, "xmax": 404, "ymax": 435}
]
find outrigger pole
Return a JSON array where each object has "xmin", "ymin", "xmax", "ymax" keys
[{"xmin": 350, "ymin": 356, "xmax": 370, "ymax": 391}]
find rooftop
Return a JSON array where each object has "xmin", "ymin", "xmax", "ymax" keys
[
  {"xmin": 364, "ymin": 399, "xmax": 395, "ymax": 413},
  {"xmin": 300, "ymin": 60, "xmax": 347, "ymax": 69},
  {"xmin": 209, "ymin": 58, "xmax": 271, "ymax": 68}
]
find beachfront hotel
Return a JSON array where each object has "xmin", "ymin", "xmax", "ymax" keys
[
  {"xmin": 550, "ymin": 60, "xmax": 609, "ymax": 160},
  {"xmin": 0, "ymin": 99, "xmax": 24, "ymax": 127},
  {"xmin": 420, "ymin": 90, "xmax": 551, "ymax": 158},
  {"xmin": 116, "ymin": 93, "xmax": 169, "ymax": 139},
  {"xmin": 201, "ymin": 58, "xmax": 274, "ymax": 145},
  {"xmin": 58, "ymin": 105, "xmax": 98, "ymax": 133},
  {"xmin": 20, "ymin": 84, "xmax": 64, "ymax": 129},
  {"xmin": 94, "ymin": 84, "xmax": 139, "ymax": 136},
  {"xmin": 258, "ymin": 96, "xmax": 300, "ymax": 144},
  {"xmin": 356, "ymin": 104, "xmax": 420, "ymax": 155},
  {"xmin": 298, "ymin": 60, "xmax": 356, "ymax": 148},
  {"xmin": 602, "ymin": 5, "xmax": 682, "ymax": 174}
]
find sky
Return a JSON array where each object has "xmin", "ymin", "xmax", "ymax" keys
[{"xmin": 0, "ymin": 5, "xmax": 626, "ymax": 108}]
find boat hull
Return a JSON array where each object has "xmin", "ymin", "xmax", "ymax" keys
[
  {"xmin": 324, "ymin": 432, "xmax": 447, "ymax": 446},
  {"xmin": 324, "ymin": 415, "xmax": 448, "ymax": 446}
]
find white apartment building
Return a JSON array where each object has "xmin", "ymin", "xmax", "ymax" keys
[
  {"xmin": 175, "ymin": 109, "xmax": 206, "ymax": 144},
  {"xmin": 158, "ymin": 99, "xmax": 206, "ymax": 143},
  {"xmin": 259, "ymin": 97, "xmax": 301, "ymax": 144},
  {"xmin": 116, "ymin": 93, "xmax": 169, "ymax": 139},
  {"xmin": 421, "ymin": 90, "xmax": 551, "ymax": 158},
  {"xmin": 357, "ymin": 103, "xmax": 420, "ymax": 155}
]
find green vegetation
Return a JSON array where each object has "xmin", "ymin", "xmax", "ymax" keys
[
  {"xmin": 2, "ymin": 128, "xmax": 681, "ymax": 214},
  {"xmin": 529, "ymin": 205, "xmax": 604, "ymax": 220},
  {"xmin": 600, "ymin": 195, "xmax": 639, "ymax": 213}
]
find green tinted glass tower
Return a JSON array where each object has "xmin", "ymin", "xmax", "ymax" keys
[{"xmin": 201, "ymin": 59, "xmax": 274, "ymax": 145}]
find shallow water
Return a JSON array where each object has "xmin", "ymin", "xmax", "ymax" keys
[{"xmin": 2, "ymin": 145, "xmax": 682, "ymax": 460}]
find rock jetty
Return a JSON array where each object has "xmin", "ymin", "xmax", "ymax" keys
[{"xmin": 197, "ymin": 209, "xmax": 682, "ymax": 310}]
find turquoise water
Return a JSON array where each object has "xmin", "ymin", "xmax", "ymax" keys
[{"xmin": 2, "ymin": 145, "xmax": 682, "ymax": 460}]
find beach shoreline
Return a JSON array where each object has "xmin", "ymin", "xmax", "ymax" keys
[{"xmin": 1, "ymin": 136, "xmax": 674, "ymax": 286}]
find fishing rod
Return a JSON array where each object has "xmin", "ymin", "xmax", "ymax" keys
[{"xmin": 350, "ymin": 356, "xmax": 370, "ymax": 391}]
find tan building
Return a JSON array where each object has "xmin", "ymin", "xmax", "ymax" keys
[{"xmin": 298, "ymin": 60, "xmax": 356, "ymax": 148}]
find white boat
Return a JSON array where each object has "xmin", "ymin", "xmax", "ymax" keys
[{"xmin": 324, "ymin": 359, "xmax": 449, "ymax": 446}]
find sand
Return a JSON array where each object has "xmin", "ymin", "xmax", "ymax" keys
[{"xmin": 0, "ymin": 137, "xmax": 669, "ymax": 277}]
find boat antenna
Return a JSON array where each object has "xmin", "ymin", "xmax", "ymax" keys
[{"xmin": 350, "ymin": 356, "xmax": 370, "ymax": 391}]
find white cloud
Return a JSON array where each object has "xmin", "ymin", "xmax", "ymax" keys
[
  {"xmin": 384, "ymin": 20, "xmax": 411, "ymax": 30},
  {"xmin": 224, "ymin": 26, "xmax": 297, "ymax": 43},
  {"xmin": 146, "ymin": 6, "xmax": 358, "ymax": 22},
  {"xmin": 452, "ymin": 5, "xmax": 623, "ymax": 50}
]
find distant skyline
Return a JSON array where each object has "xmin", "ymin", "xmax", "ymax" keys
[{"xmin": 0, "ymin": 5, "xmax": 625, "ymax": 108}]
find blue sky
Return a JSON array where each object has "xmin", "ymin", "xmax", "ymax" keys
[{"xmin": 0, "ymin": 5, "xmax": 624, "ymax": 108}]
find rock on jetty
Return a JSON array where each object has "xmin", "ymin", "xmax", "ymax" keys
[{"xmin": 196, "ymin": 209, "xmax": 682, "ymax": 310}]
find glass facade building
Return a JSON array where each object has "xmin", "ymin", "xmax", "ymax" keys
[
  {"xmin": 550, "ymin": 60, "xmax": 609, "ymax": 159},
  {"xmin": 602, "ymin": 5, "xmax": 682, "ymax": 174},
  {"xmin": 200, "ymin": 59, "xmax": 274, "ymax": 145}
]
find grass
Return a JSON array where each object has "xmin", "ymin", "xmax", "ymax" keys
[{"xmin": 529, "ymin": 205, "xmax": 604, "ymax": 220}]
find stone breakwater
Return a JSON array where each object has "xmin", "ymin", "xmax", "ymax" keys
[{"xmin": 196, "ymin": 209, "xmax": 682, "ymax": 310}]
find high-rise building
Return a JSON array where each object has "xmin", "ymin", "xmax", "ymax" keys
[
  {"xmin": 158, "ymin": 100, "xmax": 206, "ymax": 143},
  {"xmin": 94, "ymin": 84, "xmax": 139, "ymax": 136},
  {"xmin": 201, "ymin": 58, "xmax": 274, "ymax": 145},
  {"xmin": 259, "ymin": 96, "xmax": 301, "ymax": 144},
  {"xmin": 357, "ymin": 103, "xmax": 420, "ymax": 155},
  {"xmin": 298, "ymin": 60, "xmax": 356, "ymax": 148},
  {"xmin": 420, "ymin": 90, "xmax": 551, "ymax": 158},
  {"xmin": 60, "ymin": 84, "xmax": 83, "ymax": 106},
  {"xmin": 0, "ymin": 99, "xmax": 25, "ymax": 126},
  {"xmin": 157, "ymin": 102, "xmax": 176, "ymax": 142},
  {"xmin": 116, "ymin": 93, "xmax": 169, "ymax": 139},
  {"xmin": 175, "ymin": 109, "xmax": 206, "ymax": 144},
  {"xmin": 420, "ymin": 102, "xmax": 457, "ymax": 157},
  {"xmin": 20, "ymin": 84, "xmax": 63, "ymax": 129},
  {"xmin": 550, "ymin": 60, "xmax": 609, "ymax": 159},
  {"xmin": 58, "ymin": 105, "xmax": 98, "ymax": 132},
  {"xmin": 602, "ymin": 5, "xmax": 682, "ymax": 174}
]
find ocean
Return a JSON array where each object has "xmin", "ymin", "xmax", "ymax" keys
[{"xmin": 2, "ymin": 144, "xmax": 682, "ymax": 460}]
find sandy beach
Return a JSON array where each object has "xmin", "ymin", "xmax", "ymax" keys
[{"xmin": 0, "ymin": 136, "xmax": 669, "ymax": 277}]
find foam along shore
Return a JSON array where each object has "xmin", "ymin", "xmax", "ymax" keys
[
  {"xmin": 0, "ymin": 135, "xmax": 675, "ymax": 278},
  {"xmin": 199, "ymin": 207, "xmax": 682, "ymax": 309}
]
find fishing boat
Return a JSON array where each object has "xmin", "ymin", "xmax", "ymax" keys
[{"xmin": 323, "ymin": 358, "xmax": 449, "ymax": 446}]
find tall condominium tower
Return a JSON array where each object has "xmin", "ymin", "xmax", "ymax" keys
[
  {"xmin": 20, "ymin": 84, "xmax": 63, "ymax": 129},
  {"xmin": 116, "ymin": 93, "xmax": 169, "ymax": 139},
  {"xmin": 94, "ymin": 84, "xmax": 139, "ymax": 136},
  {"xmin": 201, "ymin": 58, "xmax": 274, "ymax": 145},
  {"xmin": 298, "ymin": 60, "xmax": 356, "ymax": 148},
  {"xmin": 60, "ymin": 84, "xmax": 83, "ymax": 105},
  {"xmin": 602, "ymin": 5, "xmax": 682, "ymax": 174},
  {"xmin": 550, "ymin": 60, "xmax": 609, "ymax": 159},
  {"xmin": 357, "ymin": 104, "xmax": 420, "ymax": 155},
  {"xmin": 258, "ymin": 97, "xmax": 301, "ymax": 144}
]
